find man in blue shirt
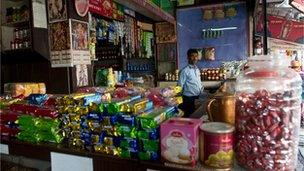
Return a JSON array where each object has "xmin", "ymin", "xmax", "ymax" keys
[{"xmin": 178, "ymin": 49, "xmax": 203, "ymax": 117}]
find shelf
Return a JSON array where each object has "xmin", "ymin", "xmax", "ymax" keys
[
  {"xmin": 1, "ymin": 49, "xmax": 50, "ymax": 64},
  {"xmin": 126, "ymin": 70, "xmax": 155, "ymax": 73},
  {"xmin": 157, "ymin": 60, "xmax": 176, "ymax": 62},
  {"xmin": 114, "ymin": 0, "xmax": 175, "ymax": 24},
  {"xmin": 2, "ymin": 20, "xmax": 30, "ymax": 27},
  {"xmin": 94, "ymin": 58, "xmax": 122, "ymax": 61},
  {"xmin": 2, "ymin": 48, "xmax": 32, "ymax": 54},
  {"xmin": 124, "ymin": 58, "xmax": 154, "ymax": 60}
]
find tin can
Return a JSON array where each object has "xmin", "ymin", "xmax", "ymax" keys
[{"xmin": 199, "ymin": 122, "xmax": 234, "ymax": 169}]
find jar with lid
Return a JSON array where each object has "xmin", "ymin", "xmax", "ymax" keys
[{"xmin": 235, "ymin": 55, "xmax": 302, "ymax": 170}]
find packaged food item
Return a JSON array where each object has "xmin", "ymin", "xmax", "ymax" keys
[
  {"xmin": 0, "ymin": 97, "xmax": 24, "ymax": 109},
  {"xmin": 139, "ymin": 138, "xmax": 159, "ymax": 151},
  {"xmin": 0, "ymin": 124, "xmax": 19, "ymax": 137},
  {"xmin": 120, "ymin": 148, "xmax": 138, "ymax": 158},
  {"xmin": 17, "ymin": 115, "xmax": 63, "ymax": 143},
  {"xmin": 116, "ymin": 125, "xmax": 137, "ymax": 138},
  {"xmin": 118, "ymin": 115, "xmax": 136, "ymax": 127},
  {"xmin": 4, "ymin": 83, "xmax": 46, "ymax": 97},
  {"xmin": 119, "ymin": 138, "xmax": 138, "ymax": 149},
  {"xmin": 101, "ymin": 115, "xmax": 118, "ymax": 126},
  {"xmin": 94, "ymin": 144, "xmax": 121, "ymax": 156},
  {"xmin": 199, "ymin": 122, "xmax": 234, "ymax": 169},
  {"xmin": 138, "ymin": 151, "xmax": 159, "ymax": 161},
  {"xmin": 161, "ymin": 118, "xmax": 202, "ymax": 166},
  {"xmin": 107, "ymin": 95, "xmax": 142, "ymax": 114},
  {"xmin": 27, "ymin": 94, "xmax": 49, "ymax": 106},
  {"xmin": 120, "ymin": 98, "xmax": 153, "ymax": 114},
  {"xmin": 138, "ymin": 107, "xmax": 179, "ymax": 129},
  {"xmin": 137, "ymin": 128, "xmax": 159, "ymax": 140},
  {"xmin": 235, "ymin": 55, "xmax": 302, "ymax": 170}
]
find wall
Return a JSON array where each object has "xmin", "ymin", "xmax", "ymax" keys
[{"xmin": 177, "ymin": 2, "xmax": 248, "ymax": 69}]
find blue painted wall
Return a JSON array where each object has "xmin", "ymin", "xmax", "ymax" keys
[{"xmin": 177, "ymin": 2, "xmax": 248, "ymax": 69}]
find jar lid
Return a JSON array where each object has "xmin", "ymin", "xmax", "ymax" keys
[{"xmin": 200, "ymin": 122, "xmax": 235, "ymax": 134}]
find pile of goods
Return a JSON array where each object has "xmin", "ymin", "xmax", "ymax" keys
[
  {"xmin": 4, "ymin": 83, "xmax": 46, "ymax": 97},
  {"xmin": 1, "ymin": 94, "xmax": 63, "ymax": 143},
  {"xmin": 201, "ymin": 68, "xmax": 226, "ymax": 81},
  {"xmin": 221, "ymin": 60, "xmax": 246, "ymax": 79},
  {"xmin": 0, "ymin": 84, "xmax": 183, "ymax": 161}
]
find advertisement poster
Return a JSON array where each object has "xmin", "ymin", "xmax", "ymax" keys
[
  {"xmin": 89, "ymin": 0, "xmax": 113, "ymax": 18},
  {"xmin": 50, "ymin": 20, "xmax": 90, "ymax": 67},
  {"xmin": 75, "ymin": 0, "xmax": 89, "ymax": 17},
  {"xmin": 76, "ymin": 65, "xmax": 89, "ymax": 87},
  {"xmin": 71, "ymin": 20, "xmax": 89, "ymax": 50},
  {"xmin": 32, "ymin": 0, "xmax": 48, "ymax": 28},
  {"xmin": 256, "ymin": 14, "xmax": 304, "ymax": 44},
  {"xmin": 290, "ymin": 0, "xmax": 304, "ymax": 13},
  {"xmin": 50, "ymin": 21, "xmax": 70, "ymax": 51},
  {"xmin": 47, "ymin": 0, "xmax": 67, "ymax": 23}
]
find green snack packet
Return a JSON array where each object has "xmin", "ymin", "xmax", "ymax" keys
[
  {"xmin": 117, "ymin": 125, "xmax": 137, "ymax": 138},
  {"xmin": 140, "ymin": 139, "xmax": 159, "ymax": 151}
]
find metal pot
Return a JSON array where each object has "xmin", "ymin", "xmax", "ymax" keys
[{"xmin": 206, "ymin": 92, "xmax": 235, "ymax": 125}]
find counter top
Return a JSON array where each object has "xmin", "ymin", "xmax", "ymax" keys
[{"xmin": 157, "ymin": 81, "xmax": 222, "ymax": 89}]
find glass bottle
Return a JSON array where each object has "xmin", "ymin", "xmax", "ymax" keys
[{"xmin": 235, "ymin": 55, "xmax": 302, "ymax": 170}]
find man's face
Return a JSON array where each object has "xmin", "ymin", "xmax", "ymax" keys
[{"xmin": 188, "ymin": 53, "xmax": 199, "ymax": 65}]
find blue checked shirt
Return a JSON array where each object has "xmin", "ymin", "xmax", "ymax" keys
[{"xmin": 178, "ymin": 65, "xmax": 203, "ymax": 97}]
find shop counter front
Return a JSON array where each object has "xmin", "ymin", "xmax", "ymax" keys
[{"xmin": 1, "ymin": 138, "xmax": 303, "ymax": 171}]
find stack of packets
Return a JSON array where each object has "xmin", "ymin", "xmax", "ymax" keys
[
  {"xmin": 137, "ymin": 106, "xmax": 182, "ymax": 161},
  {"xmin": 7, "ymin": 94, "xmax": 63, "ymax": 143},
  {"xmin": 0, "ymin": 110, "xmax": 20, "ymax": 137},
  {"xmin": 146, "ymin": 86, "xmax": 182, "ymax": 107},
  {"xmin": 0, "ymin": 95, "xmax": 26, "ymax": 110},
  {"xmin": 4, "ymin": 82, "xmax": 46, "ymax": 97},
  {"xmin": 56, "ymin": 93, "xmax": 103, "ymax": 148},
  {"xmin": 93, "ymin": 95, "xmax": 182, "ymax": 161}
]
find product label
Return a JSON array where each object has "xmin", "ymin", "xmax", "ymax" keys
[{"xmin": 204, "ymin": 133, "xmax": 234, "ymax": 168}]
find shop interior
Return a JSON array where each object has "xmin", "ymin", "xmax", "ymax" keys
[{"xmin": 0, "ymin": 0, "xmax": 304, "ymax": 170}]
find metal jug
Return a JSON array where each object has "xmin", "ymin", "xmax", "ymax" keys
[{"xmin": 206, "ymin": 92, "xmax": 235, "ymax": 125}]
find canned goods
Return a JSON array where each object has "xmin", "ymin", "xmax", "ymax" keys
[{"xmin": 200, "ymin": 122, "xmax": 234, "ymax": 169}]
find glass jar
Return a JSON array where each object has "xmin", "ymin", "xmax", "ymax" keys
[{"xmin": 235, "ymin": 55, "xmax": 302, "ymax": 170}]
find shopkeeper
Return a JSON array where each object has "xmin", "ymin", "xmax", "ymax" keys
[{"xmin": 178, "ymin": 49, "xmax": 203, "ymax": 117}]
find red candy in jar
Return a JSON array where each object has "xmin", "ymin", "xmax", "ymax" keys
[{"xmin": 235, "ymin": 55, "xmax": 302, "ymax": 171}]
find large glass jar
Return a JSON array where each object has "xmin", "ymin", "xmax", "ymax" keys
[{"xmin": 235, "ymin": 55, "xmax": 302, "ymax": 170}]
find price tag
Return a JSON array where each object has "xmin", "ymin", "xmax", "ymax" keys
[
  {"xmin": 0, "ymin": 144, "xmax": 9, "ymax": 154},
  {"xmin": 51, "ymin": 152, "xmax": 93, "ymax": 171}
]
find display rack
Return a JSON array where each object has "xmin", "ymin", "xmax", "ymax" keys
[{"xmin": 114, "ymin": 0, "xmax": 175, "ymax": 24}]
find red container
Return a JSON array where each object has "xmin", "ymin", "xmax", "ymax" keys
[{"xmin": 199, "ymin": 122, "xmax": 234, "ymax": 169}]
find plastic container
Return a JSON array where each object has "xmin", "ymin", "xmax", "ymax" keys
[{"xmin": 235, "ymin": 55, "xmax": 302, "ymax": 170}]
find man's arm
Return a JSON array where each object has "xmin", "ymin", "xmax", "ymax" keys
[{"xmin": 178, "ymin": 69, "xmax": 186, "ymax": 89}]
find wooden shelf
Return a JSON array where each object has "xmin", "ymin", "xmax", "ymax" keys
[
  {"xmin": 2, "ymin": 20, "xmax": 30, "ymax": 27},
  {"xmin": 2, "ymin": 48, "xmax": 32, "ymax": 53},
  {"xmin": 157, "ymin": 60, "xmax": 176, "ymax": 62},
  {"xmin": 125, "ymin": 57, "xmax": 154, "ymax": 60},
  {"xmin": 114, "ymin": 0, "xmax": 175, "ymax": 24},
  {"xmin": 126, "ymin": 70, "xmax": 155, "ymax": 73}
]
